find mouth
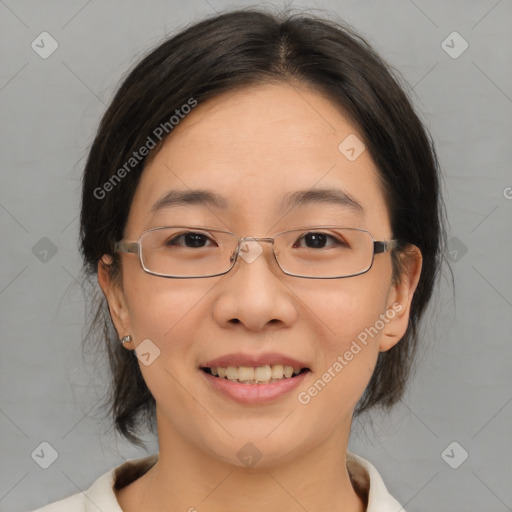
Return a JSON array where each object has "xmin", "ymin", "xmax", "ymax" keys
[
  {"xmin": 200, "ymin": 365, "xmax": 311, "ymax": 385},
  {"xmin": 200, "ymin": 363, "xmax": 311, "ymax": 404}
]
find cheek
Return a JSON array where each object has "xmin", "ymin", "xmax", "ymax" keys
[
  {"xmin": 123, "ymin": 272, "xmax": 208, "ymax": 353},
  {"xmin": 295, "ymin": 273, "xmax": 391, "ymax": 410},
  {"xmin": 122, "ymin": 277, "xmax": 207, "ymax": 411},
  {"xmin": 297, "ymin": 269, "xmax": 392, "ymax": 348}
]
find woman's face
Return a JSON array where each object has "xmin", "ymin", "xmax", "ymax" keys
[{"xmin": 99, "ymin": 83, "xmax": 420, "ymax": 468}]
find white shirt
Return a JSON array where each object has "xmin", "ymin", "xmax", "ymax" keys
[{"xmin": 31, "ymin": 451, "xmax": 406, "ymax": 511}]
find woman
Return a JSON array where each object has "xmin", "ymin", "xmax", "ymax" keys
[{"xmin": 33, "ymin": 7, "xmax": 446, "ymax": 511}]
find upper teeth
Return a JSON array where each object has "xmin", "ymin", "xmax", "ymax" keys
[{"xmin": 209, "ymin": 365, "xmax": 302, "ymax": 383}]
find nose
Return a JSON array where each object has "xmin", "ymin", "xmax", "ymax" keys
[{"xmin": 213, "ymin": 237, "xmax": 298, "ymax": 332}]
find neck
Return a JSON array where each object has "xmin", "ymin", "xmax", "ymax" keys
[{"xmin": 119, "ymin": 417, "xmax": 367, "ymax": 512}]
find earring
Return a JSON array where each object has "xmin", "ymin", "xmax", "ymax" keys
[{"xmin": 121, "ymin": 335, "xmax": 132, "ymax": 345}]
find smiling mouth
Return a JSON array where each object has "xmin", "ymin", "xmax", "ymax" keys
[{"xmin": 201, "ymin": 365, "xmax": 310, "ymax": 384}]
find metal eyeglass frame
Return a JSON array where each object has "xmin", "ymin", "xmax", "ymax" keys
[{"xmin": 114, "ymin": 225, "xmax": 399, "ymax": 279}]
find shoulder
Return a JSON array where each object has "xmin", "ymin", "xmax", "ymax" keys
[
  {"xmin": 347, "ymin": 451, "xmax": 406, "ymax": 512},
  {"xmin": 29, "ymin": 470, "xmax": 115, "ymax": 512},
  {"xmin": 30, "ymin": 454, "xmax": 158, "ymax": 512}
]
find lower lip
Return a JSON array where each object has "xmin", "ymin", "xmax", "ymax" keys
[{"xmin": 200, "ymin": 369, "xmax": 310, "ymax": 405}]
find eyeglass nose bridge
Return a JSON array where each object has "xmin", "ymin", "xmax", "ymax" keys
[{"xmin": 230, "ymin": 236, "xmax": 279, "ymax": 267}]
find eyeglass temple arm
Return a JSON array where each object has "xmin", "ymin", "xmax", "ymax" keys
[
  {"xmin": 373, "ymin": 239, "xmax": 398, "ymax": 254},
  {"xmin": 114, "ymin": 241, "xmax": 139, "ymax": 254}
]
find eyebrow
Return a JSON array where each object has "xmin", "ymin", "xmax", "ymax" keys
[
  {"xmin": 282, "ymin": 188, "xmax": 363, "ymax": 214},
  {"xmin": 150, "ymin": 187, "xmax": 364, "ymax": 214},
  {"xmin": 151, "ymin": 189, "xmax": 228, "ymax": 213}
]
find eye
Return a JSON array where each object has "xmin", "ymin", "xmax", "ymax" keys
[
  {"xmin": 166, "ymin": 231, "xmax": 217, "ymax": 248},
  {"xmin": 293, "ymin": 232, "xmax": 347, "ymax": 249}
]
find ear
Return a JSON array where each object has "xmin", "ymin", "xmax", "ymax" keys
[
  {"xmin": 97, "ymin": 255, "xmax": 133, "ymax": 342},
  {"xmin": 379, "ymin": 245, "xmax": 423, "ymax": 352}
]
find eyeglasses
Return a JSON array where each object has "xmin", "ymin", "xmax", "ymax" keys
[{"xmin": 114, "ymin": 225, "xmax": 398, "ymax": 279}]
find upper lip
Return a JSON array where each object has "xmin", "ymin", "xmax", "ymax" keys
[{"xmin": 200, "ymin": 352, "xmax": 310, "ymax": 370}]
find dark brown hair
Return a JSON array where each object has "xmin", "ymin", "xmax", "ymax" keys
[{"xmin": 80, "ymin": 7, "xmax": 448, "ymax": 447}]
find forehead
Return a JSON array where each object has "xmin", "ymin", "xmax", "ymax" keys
[{"xmin": 126, "ymin": 83, "xmax": 390, "ymax": 234}]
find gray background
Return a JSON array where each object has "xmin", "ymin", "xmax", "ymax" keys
[{"xmin": 1, "ymin": 0, "xmax": 511, "ymax": 511}]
